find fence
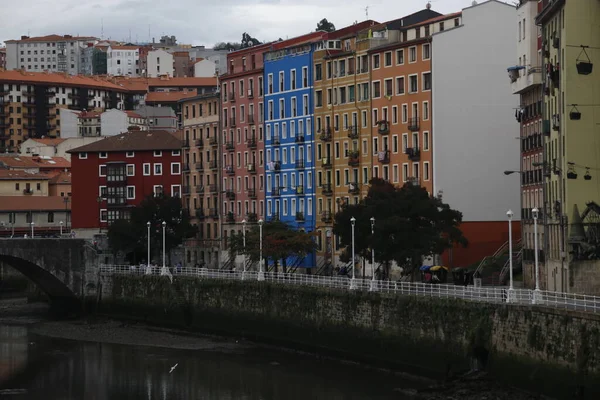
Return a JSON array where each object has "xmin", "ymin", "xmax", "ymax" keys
[{"xmin": 98, "ymin": 265, "xmax": 600, "ymax": 314}]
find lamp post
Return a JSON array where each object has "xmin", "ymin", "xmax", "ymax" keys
[
  {"xmin": 369, "ymin": 217, "xmax": 377, "ymax": 291},
  {"xmin": 59, "ymin": 221, "xmax": 64, "ymax": 236},
  {"xmin": 350, "ymin": 217, "xmax": 357, "ymax": 290},
  {"xmin": 162, "ymin": 221, "xmax": 167, "ymax": 273},
  {"xmin": 258, "ymin": 219, "xmax": 265, "ymax": 281},
  {"xmin": 532, "ymin": 207, "xmax": 542, "ymax": 303},
  {"xmin": 30, "ymin": 222, "xmax": 34, "ymax": 239},
  {"xmin": 506, "ymin": 210, "xmax": 515, "ymax": 302},
  {"xmin": 242, "ymin": 219, "xmax": 247, "ymax": 280},
  {"xmin": 147, "ymin": 221, "xmax": 151, "ymax": 272}
]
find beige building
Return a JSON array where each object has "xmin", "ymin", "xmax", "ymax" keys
[
  {"xmin": 0, "ymin": 169, "xmax": 49, "ymax": 196},
  {"xmin": 0, "ymin": 195, "xmax": 71, "ymax": 237},
  {"xmin": 19, "ymin": 137, "xmax": 103, "ymax": 160},
  {"xmin": 180, "ymin": 92, "xmax": 221, "ymax": 267}
]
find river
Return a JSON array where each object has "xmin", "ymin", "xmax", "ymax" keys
[{"xmin": 0, "ymin": 302, "xmax": 424, "ymax": 400}]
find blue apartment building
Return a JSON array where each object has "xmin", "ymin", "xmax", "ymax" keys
[{"xmin": 263, "ymin": 39, "xmax": 319, "ymax": 268}]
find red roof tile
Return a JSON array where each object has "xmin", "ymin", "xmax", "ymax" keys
[
  {"xmin": 146, "ymin": 90, "xmax": 198, "ymax": 103},
  {"xmin": 49, "ymin": 171, "xmax": 71, "ymax": 184},
  {"xmin": 0, "ymin": 70, "xmax": 127, "ymax": 92},
  {"xmin": 0, "ymin": 169, "xmax": 49, "ymax": 180},
  {"xmin": 0, "ymin": 156, "xmax": 40, "ymax": 169},
  {"xmin": 0, "ymin": 196, "xmax": 72, "ymax": 211}
]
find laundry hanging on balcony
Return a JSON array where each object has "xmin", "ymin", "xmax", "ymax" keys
[{"xmin": 378, "ymin": 151, "xmax": 387, "ymax": 161}]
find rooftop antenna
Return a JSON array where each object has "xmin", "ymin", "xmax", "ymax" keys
[
  {"xmin": 101, "ymin": 18, "xmax": 104, "ymax": 39},
  {"xmin": 129, "ymin": 29, "xmax": 132, "ymax": 43},
  {"xmin": 365, "ymin": 5, "xmax": 369, "ymax": 19}
]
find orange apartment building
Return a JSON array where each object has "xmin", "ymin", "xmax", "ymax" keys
[
  {"xmin": 369, "ymin": 12, "xmax": 462, "ymax": 195},
  {"xmin": 180, "ymin": 92, "xmax": 221, "ymax": 267}
]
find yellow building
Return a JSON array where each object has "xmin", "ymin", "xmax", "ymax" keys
[
  {"xmin": 180, "ymin": 93, "xmax": 221, "ymax": 268},
  {"xmin": 0, "ymin": 169, "xmax": 49, "ymax": 196},
  {"xmin": 536, "ymin": 0, "xmax": 600, "ymax": 294}
]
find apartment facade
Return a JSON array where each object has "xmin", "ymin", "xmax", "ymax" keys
[
  {"xmin": 107, "ymin": 45, "xmax": 140, "ymax": 76},
  {"xmin": 509, "ymin": 0, "xmax": 544, "ymax": 288},
  {"xmin": 147, "ymin": 50, "xmax": 174, "ymax": 78},
  {"xmin": 0, "ymin": 70, "xmax": 127, "ymax": 152},
  {"xmin": 67, "ymin": 130, "xmax": 183, "ymax": 238},
  {"xmin": 0, "ymin": 169, "xmax": 49, "ymax": 196},
  {"xmin": 5, "ymin": 35, "xmax": 97, "ymax": 75},
  {"xmin": 432, "ymin": 0, "xmax": 520, "ymax": 267},
  {"xmin": 536, "ymin": 0, "xmax": 600, "ymax": 294},
  {"xmin": 220, "ymin": 43, "xmax": 271, "ymax": 253},
  {"xmin": 180, "ymin": 93, "xmax": 221, "ymax": 267}
]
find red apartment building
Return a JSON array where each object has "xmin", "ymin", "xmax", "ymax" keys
[{"xmin": 68, "ymin": 130, "xmax": 183, "ymax": 237}]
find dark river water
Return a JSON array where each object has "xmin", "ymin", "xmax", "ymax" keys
[{"xmin": 0, "ymin": 322, "xmax": 423, "ymax": 400}]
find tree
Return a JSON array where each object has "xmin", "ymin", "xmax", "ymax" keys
[
  {"xmin": 228, "ymin": 221, "xmax": 316, "ymax": 273},
  {"xmin": 316, "ymin": 18, "xmax": 336, "ymax": 33},
  {"xmin": 333, "ymin": 179, "xmax": 467, "ymax": 280},
  {"xmin": 107, "ymin": 194, "xmax": 196, "ymax": 264}
]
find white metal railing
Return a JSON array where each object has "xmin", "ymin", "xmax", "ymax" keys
[{"xmin": 97, "ymin": 265, "xmax": 600, "ymax": 314}]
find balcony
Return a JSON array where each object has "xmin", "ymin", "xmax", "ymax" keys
[
  {"xmin": 196, "ymin": 185, "xmax": 205, "ymax": 194},
  {"xmin": 347, "ymin": 126, "xmax": 359, "ymax": 139},
  {"xmin": 511, "ymin": 66, "xmax": 543, "ymax": 94},
  {"xmin": 23, "ymin": 188, "xmax": 34, "ymax": 195},
  {"xmin": 348, "ymin": 151, "xmax": 360, "ymax": 166},
  {"xmin": 405, "ymin": 147, "xmax": 420, "ymax": 161},
  {"xmin": 248, "ymin": 188, "xmax": 257, "ymax": 198},
  {"xmin": 377, "ymin": 150, "xmax": 390, "ymax": 164},
  {"xmin": 247, "ymin": 90, "xmax": 254, "ymax": 99},
  {"xmin": 196, "ymin": 139, "xmax": 204, "ymax": 148},
  {"xmin": 247, "ymin": 212, "xmax": 258, "ymax": 223},
  {"xmin": 209, "ymin": 160, "xmax": 218, "ymax": 170},
  {"xmin": 295, "ymin": 159, "xmax": 305, "ymax": 169},
  {"xmin": 209, "ymin": 136, "xmax": 218, "ymax": 146},
  {"xmin": 182, "ymin": 139, "xmax": 190, "ymax": 148},
  {"xmin": 272, "ymin": 135, "xmax": 281, "ymax": 146},
  {"xmin": 295, "ymin": 185, "xmax": 305, "ymax": 195},
  {"xmin": 229, "ymin": 92, "xmax": 236, "ymax": 103},
  {"xmin": 225, "ymin": 165, "xmax": 235, "ymax": 175},
  {"xmin": 377, "ymin": 121, "xmax": 389, "ymax": 134},
  {"xmin": 247, "ymin": 163, "xmax": 257, "ymax": 174},
  {"xmin": 195, "ymin": 209, "xmax": 205, "ymax": 220},
  {"xmin": 322, "ymin": 183, "xmax": 333, "ymax": 196},
  {"xmin": 208, "ymin": 208, "xmax": 219, "ymax": 218},
  {"xmin": 224, "ymin": 212, "xmax": 236, "ymax": 223},
  {"xmin": 407, "ymin": 117, "xmax": 420, "ymax": 131},
  {"xmin": 230, "ymin": 117, "xmax": 236, "ymax": 127},
  {"xmin": 322, "ymin": 157, "xmax": 332, "ymax": 169},
  {"xmin": 273, "ymin": 161, "xmax": 281, "ymax": 171},
  {"xmin": 321, "ymin": 211, "xmax": 333, "ymax": 223},
  {"xmin": 195, "ymin": 162, "xmax": 204, "ymax": 171},
  {"xmin": 22, "ymin": 111, "xmax": 35, "ymax": 118},
  {"xmin": 248, "ymin": 114, "xmax": 255, "ymax": 125},
  {"xmin": 319, "ymin": 127, "xmax": 332, "ymax": 141},
  {"xmin": 225, "ymin": 141, "xmax": 235, "ymax": 151},
  {"xmin": 182, "ymin": 163, "xmax": 190, "ymax": 172},
  {"xmin": 247, "ymin": 136, "xmax": 257, "ymax": 149},
  {"xmin": 272, "ymin": 187, "xmax": 282, "ymax": 197},
  {"xmin": 208, "ymin": 184, "xmax": 219, "ymax": 193},
  {"xmin": 348, "ymin": 182, "xmax": 360, "ymax": 194},
  {"xmin": 182, "ymin": 186, "xmax": 191, "ymax": 195},
  {"xmin": 0, "ymin": 89, "xmax": 9, "ymax": 96},
  {"xmin": 295, "ymin": 134, "xmax": 305, "ymax": 143},
  {"xmin": 22, "ymin": 89, "xmax": 35, "ymax": 96},
  {"xmin": 225, "ymin": 190, "xmax": 236, "ymax": 200},
  {"xmin": 295, "ymin": 212, "xmax": 305, "ymax": 222}
]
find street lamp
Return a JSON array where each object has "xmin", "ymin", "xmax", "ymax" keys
[
  {"xmin": 258, "ymin": 219, "xmax": 265, "ymax": 281},
  {"xmin": 242, "ymin": 219, "xmax": 247, "ymax": 280},
  {"xmin": 30, "ymin": 222, "xmax": 34, "ymax": 239},
  {"xmin": 350, "ymin": 217, "xmax": 357, "ymax": 290},
  {"xmin": 161, "ymin": 221, "xmax": 167, "ymax": 273},
  {"xmin": 147, "ymin": 221, "xmax": 151, "ymax": 273},
  {"xmin": 59, "ymin": 221, "xmax": 64, "ymax": 236},
  {"xmin": 369, "ymin": 217, "xmax": 377, "ymax": 292},
  {"xmin": 506, "ymin": 210, "xmax": 515, "ymax": 303},
  {"xmin": 532, "ymin": 207, "xmax": 542, "ymax": 303}
]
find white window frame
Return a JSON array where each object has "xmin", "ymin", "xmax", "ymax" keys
[
  {"xmin": 171, "ymin": 150, "xmax": 181, "ymax": 156},
  {"xmin": 423, "ymin": 101, "xmax": 430, "ymax": 121},
  {"xmin": 154, "ymin": 163, "xmax": 163, "ymax": 175},
  {"xmin": 171, "ymin": 162, "xmax": 181, "ymax": 175},
  {"xmin": 409, "ymin": 46, "xmax": 417, "ymax": 63},
  {"xmin": 79, "ymin": 152, "xmax": 87, "ymax": 159},
  {"xmin": 171, "ymin": 184, "xmax": 182, "ymax": 197},
  {"xmin": 422, "ymin": 43, "xmax": 431, "ymax": 61},
  {"xmin": 99, "ymin": 151, "xmax": 108, "ymax": 159},
  {"xmin": 424, "ymin": 161, "xmax": 430, "ymax": 181},
  {"xmin": 126, "ymin": 164, "xmax": 135, "ymax": 176},
  {"xmin": 153, "ymin": 185, "xmax": 163, "ymax": 197},
  {"xmin": 143, "ymin": 163, "xmax": 151, "ymax": 176},
  {"xmin": 126, "ymin": 151, "xmax": 135, "ymax": 158},
  {"xmin": 99, "ymin": 164, "xmax": 106, "ymax": 177},
  {"xmin": 153, "ymin": 150, "xmax": 162, "ymax": 157},
  {"xmin": 126, "ymin": 185, "xmax": 135, "ymax": 200},
  {"xmin": 408, "ymin": 74, "xmax": 418, "ymax": 94}
]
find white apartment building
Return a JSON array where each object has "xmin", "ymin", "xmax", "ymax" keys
[
  {"xmin": 107, "ymin": 45, "xmax": 140, "ymax": 76},
  {"xmin": 147, "ymin": 49, "xmax": 174, "ymax": 77},
  {"xmin": 4, "ymin": 35, "xmax": 97, "ymax": 75},
  {"xmin": 58, "ymin": 108, "xmax": 147, "ymax": 138},
  {"xmin": 193, "ymin": 59, "xmax": 217, "ymax": 77}
]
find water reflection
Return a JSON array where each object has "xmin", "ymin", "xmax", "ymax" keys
[{"xmin": 0, "ymin": 325, "xmax": 415, "ymax": 400}]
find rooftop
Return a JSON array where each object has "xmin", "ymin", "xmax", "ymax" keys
[
  {"xmin": 146, "ymin": 90, "xmax": 198, "ymax": 103},
  {"xmin": 0, "ymin": 155, "xmax": 71, "ymax": 169},
  {"xmin": 49, "ymin": 171, "xmax": 72, "ymax": 185},
  {"xmin": 68, "ymin": 130, "xmax": 182, "ymax": 153},
  {"xmin": 6, "ymin": 34, "xmax": 97, "ymax": 43},
  {"xmin": 0, "ymin": 196, "xmax": 72, "ymax": 211},
  {"xmin": 110, "ymin": 45, "xmax": 140, "ymax": 51},
  {"xmin": 0, "ymin": 70, "xmax": 127, "ymax": 92},
  {"xmin": 0, "ymin": 169, "xmax": 49, "ymax": 180},
  {"xmin": 28, "ymin": 138, "xmax": 66, "ymax": 146}
]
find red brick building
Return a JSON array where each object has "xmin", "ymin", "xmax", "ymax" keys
[{"xmin": 68, "ymin": 130, "xmax": 183, "ymax": 237}]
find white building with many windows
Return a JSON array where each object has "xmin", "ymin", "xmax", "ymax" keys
[{"xmin": 107, "ymin": 45, "xmax": 140, "ymax": 76}]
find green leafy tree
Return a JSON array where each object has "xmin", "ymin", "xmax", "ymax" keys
[
  {"xmin": 228, "ymin": 221, "xmax": 316, "ymax": 273},
  {"xmin": 316, "ymin": 18, "xmax": 336, "ymax": 32},
  {"xmin": 107, "ymin": 194, "xmax": 196, "ymax": 264},
  {"xmin": 333, "ymin": 179, "xmax": 467, "ymax": 280}
]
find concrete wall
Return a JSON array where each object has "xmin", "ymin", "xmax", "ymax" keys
[
  {"xmin": 193, "ymin": 60, "xmax": 216, "ymax": 78},
  {"xmin": 100, "ymin": 276, "xmax": 600, "ymax": 398},
  {"xmin": 100, "ymin": 109, "xmax": 128, "ymax": 136},
  {"xmin": 147, "ymin": 50, "xmax": 174, "ymax": 78},
  {"xmin": 59, "ymin": 109, "xmax": 80, "ymax": 138},
  {"xmin": 432, "ymin": 1, "xmax": 520, "ymax": 222}
]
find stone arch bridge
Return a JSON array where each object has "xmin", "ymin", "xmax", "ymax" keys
[{"xmin": 0, "ymin": 239, "xmax": 99, "ymax": 306}]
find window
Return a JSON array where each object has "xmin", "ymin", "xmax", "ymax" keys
[
  {"xmin": 153, "ymin": 150, "xmax": 162, "ymax": 157},
  {"xmin": 47, "ymin": 212, "xmax": 54, "ymax": 223},
  {"xmin": 372, "ymin": 54, "xmax": 380, "ymax": 69},
  {"xmin": 78, "ymin": 152, "xmax": 87, "ymax": 159},
  {"xmin": 409, "ymin": 47, "xmax": 416, "ymax": 63},
  {"xmin": 171, "ymin": 163, "xmax": 181, "ymax": 174},
  {"xmin": 172, "ymin": 150, "xmax": 181, "ymax": 156},
  {"xmin": 409, "ymin": 75, "xmax": 418, "ymax": 93},
  {"xmin": 396, "ymin": 49, "xmax": 404, "ymax": 65},
  {"xmin": 154, "ymin": 163, "xmax": 162, "ymax": 175},
  {"xmin": 153, "ymin": 185, "xmax": 163, "ymax": 197},
  {"xmin": 424, "ymin": 162, "xmax": 430, "ymax": 181},
  {"xmin": 127, "ymin": 186, "xmax": 135, "ymax": 199},
  {"xmin": 384, "ymin": 51, "xmax": 392, "ymax": 67},
  {"xmin": 99, "ymin": 151, "xmax": 108, "ymax": 159},
  {"xmin": 422, "ymin": 44, "xmax": 430, "ymax": 60},
  {"xmin": 423, "ymin": 102, "xmax": 429, "ymax": 120},
  {"xmin": 423, "ymin": 72, "xmax": 431, "ymax": 91},
  {"xmin": 315, "ymin": 64, "xmax": 323, "ymax": 81},
  {"xmin": 126, "ymin": 151, "xmax": 135, "ymax": 158},
  {"xmin": 423, "ymin": 132, "xmax": 430, "ymax": 151},
  {"xmin": 372, "ymin": 81, "xmax": 381, "ymax": 98},
  {"xmin": 143, "ymin": 163, "xmax": 151, "ymax": 176},
  {"xmin": 126, "ymin": 164, "xmax": 135, "ymax": 176},
  {"xmin": 384, "ymin": 79, "xmax": 393, "ymax": 97},
  {"xmin": 99, "ymin": 165, "xmax": 107, "ymax": 177},
  {"xmin": 396, "ymin": 77, "xmax": 405, "ymax": 95}
]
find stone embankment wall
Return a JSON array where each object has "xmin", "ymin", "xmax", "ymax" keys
[{"xmin": 98, "ymin": 275, "xmax": 600, "ymax": 399}]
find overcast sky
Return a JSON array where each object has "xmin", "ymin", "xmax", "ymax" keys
[{"xmin": 2, "ymin": 0, "xmax": 498, "ymax": 48}]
